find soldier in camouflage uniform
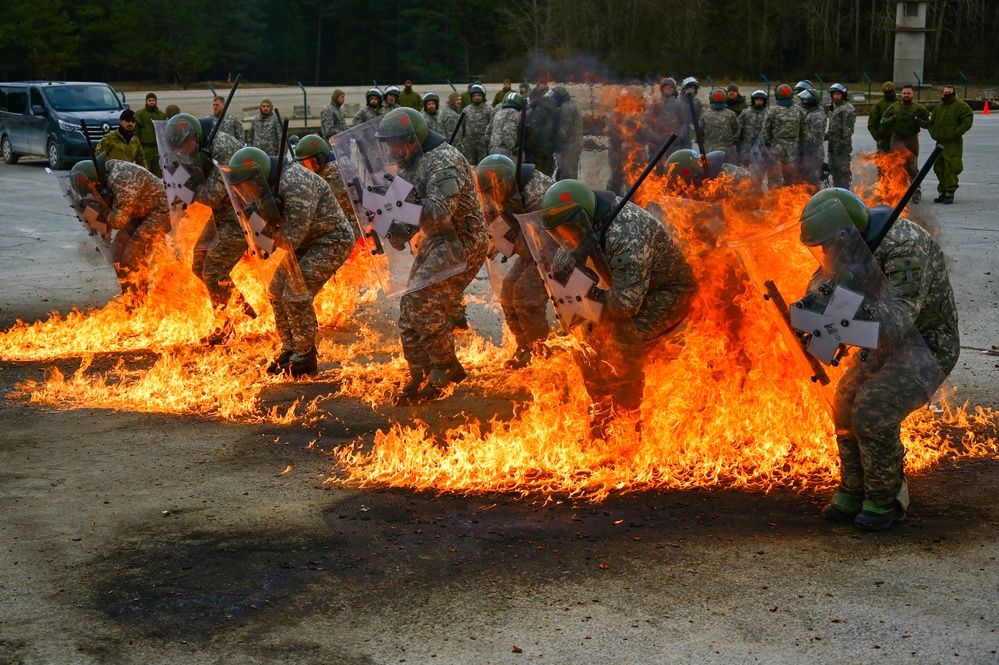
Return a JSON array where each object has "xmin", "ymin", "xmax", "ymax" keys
[
  {"xmin": 246, "ymin": 99, "xmax": 282, "ymax": 155},
  {"xmin": 867, "ymin": 82, "xmax": 896, "ymax": 153},
  {"xmin": 294, "ymin": 133, "xmax": 357, "ymax": 232},
  {"xmin": 211, "ymin": 96, "xmax": 245, "ymax": 143},
  {"xmin": 228, "ymin": 147, "xmax": 357, "ymax": 377},
  {"xmin": 825, "ymin": 83, "xmax": 857, "ymax": 189},
  {"xmin": 798, "ymin": 188, "xmax": 959, "ymax": 530},
  {"xmin": 460, "ymin": 84, "xmax": 493, "ymax": 166},
  {"xmin": 763, "ymin": 83, "xmax": 804, "ymax": 187},
  {"xmin": 476, "ymin": 154, "xmax": 555, "ymax": 367},
  {"xmin": 736, "ymin": 90, "xmax": 768, "ymax": 166},
  {"xmin": 541, "ymin": 180, "xmax": 696, "ymax": 439},
  {"xmin": 157, "ymin": 114, "xmax": 257, "ymax": 344},
  {"xmin": 440, "ymin": 92, "xmax": 462, "ymax": 146},
  {"xmin": 383, "ymin": 86, "xmax": 401, "ymax": 113},
  {"xmin": 134, "ymin": 93, "xmax": 166, "ymax": 177},
  {"xmin": 880, "ymin": 84, "xmax": 930, "ymax": 194},
  {"xmin": 700, "ymin": 88, "xmax": 739, "ymax": 164},
  {"xmin": 553, "ymin": 87, "xmax": 583, "ymax": 180},
  {"xmin": 646, "ymin": 77, "xmax": 693, "ymax": 167},
  {"xmin": 70, "ymin": 157, "xmax": 169, "ymax": 304},
  {"xmin": 375, "ymin": 108, "xmax": 488, "ymax": 403},
  {"xmin": 95, "ymin": 109, "xmax": 146, "ymax": 167},
  {"xmin": 524, "ymin": 93, "xmax": 559, "ymax": 177},
  {"xmin": 320, "ymin": 89, "xmax": 348, "ymax": 140},
  {"xmin": 421, "ymin": 93, "xmax": 441, "ymax": 133},
  {"xmin": 487, "ymin": 92, "xmax": 523, "ymax": 158},
  {"xmin": 797, "ymin": 88, "xmax": 826, "ymax": 187},
  {"xmin": 352, "ymin": 88, "xmax": 384, "ymax": 127},
  {"xmin": 607, "ymin": 88, "xmax": 646, "ymax": 195}
]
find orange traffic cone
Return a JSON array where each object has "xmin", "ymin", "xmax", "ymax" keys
[{"xmin": 985, "ymin": 100, "xmax": 991, "ymax": 115}]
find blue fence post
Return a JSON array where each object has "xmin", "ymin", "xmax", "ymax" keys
[
  {"xmin": 706, "ymin": 75, "xmax": 714, "ymax": 88},
  {"xmin": 813, "ymin": 73, "xmax": 825, "ymax": 103},
  {"xmin": 863, "ymin": 72, "xmax": 872, "ymax": 102},
  {"xmin": 913, "ymin": 72, "xmax": 922, "ymax": 100},
  {"xmin": 761, "ymin": 74, "xmax": 771, "ymax": 98},
  {"xmin": 209, "ymin": 84, "xmax": 217, "ymax": 98},
  {"xmin": 297, "ymin": 81, "xmax": 308, "ymax": 125},
  {"xmin": 959, "ymin": 71, "xmax": 969, "ymax": 99}
]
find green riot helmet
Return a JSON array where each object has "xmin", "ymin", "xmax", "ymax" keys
[
  {"xmin": 229, "ymin": 146, "xmax": 271, "ymax": 181},
  {"xmin": 751, "ymin": 89, "xmax": 769, "ymax": 106},
  {"xmin": 542, "ymin": 179, "xmax": 597, "ymax": 224},
  {"xmin": 774, "ymin": 83, "xmax": 794, "ymax": 106},
  {"xmin": 664, "ymin": 149, "xmax": 704, "ymax": 187},
  {"xmin": 422, "ymin": 92, "xmax": 439, "ymax": 111},
  {"xmin": 70, "ymin": 159, "xmax": 99, "ymax": 185},
  {"xmin": 476, "ymin": 153, "xmax": 516, "ymax": 192},
  {"xmin": 829, "ymin": 82, "xmax": 847, "ymax": 99},
  {"xmin": 797, "ymin": 88, "xmax": 816, "ymax": 105},
  {"xmin": 376, "ymin": 107, "xmax": 427, "ymax": 165},
  {"xmin": 294, "ymin": 133, "xmax": 331, "ymax": 173},
  {"xmin": 709, "ymin": 88, "xmax": 727, "ymax": 110},
  {"xmin": 166, "ymin": 112, "xmax": 204, "ymax": 149},
  {"xmin": 794, "ymin": 79, "xmax": 813, "ymax": 93},
  {"xmin": 799, "ymin": 187, "xmax": 871, "ymax": 246},
  {"xmin": 502, "ymin": 92, "xmax": 524, "ymax": 110}
]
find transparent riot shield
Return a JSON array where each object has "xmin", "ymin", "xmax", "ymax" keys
[
  {"xmin": 475, "ymin": 171, "xmax": 526, "ymax": 298},
  {"xmin": 47, "ymin": 167, "xmax": 114, "ymax": 265},
  {"xmin": 516, "ymin": 202, "xmax": 614, "ymax": 331},
  {"xmin": 153, "ymin": 119, "xmax": 217, "ymax": 250},
  {"xmin": 217, "ymin": 164, "xmax": 309, "ymax": 303},
  {"xmin": 729, "ymin": 205, "xmax": 945, "ymax": 423},
  {"xmin": 330, "ymin": 119, "xmax": 466, "ymax": 298}
]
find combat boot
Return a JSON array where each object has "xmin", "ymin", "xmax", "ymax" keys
[
  {"xmin": 418, "ymin": 357, "xmax": 467, "ymax": 401},
  {"xmin": 854, "ymin": 499, "xmax": 906, "ymax": 531},
  {"xmin": 504, "ymin": 347, "xmax": 533, "ymax": 369},
  {"xmin": 266, "ymin": 350, "xmax": 295, "ymax": 375},
  {"xmin": 395, "ymin": 368, "xmax": 427, "ymax": 406},
  {"xmin": 942, "ymin": 193, "xmax": 954, "ymax": 204},
  {"xmin": 821, "ymin": 489, "xmax": 864, "ymax": 522},
  {"xmin": 933, "ymin": 191, "xmax": 948, "ymax": 203},
  {"xmin": 284, "ymin": 347, "xmax": 318, "ymax": 378},
  {"xmin": 201, "ymin": 318, "xmax": 235, "ymax": 347}
]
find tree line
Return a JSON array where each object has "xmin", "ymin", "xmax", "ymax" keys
[{"xmin": 0, "ymin": 0, "xmax": 995, "ymax": 87}]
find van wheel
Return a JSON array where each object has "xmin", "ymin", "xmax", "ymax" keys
[
  {"xmin": 46, "ymin": 140, "xmax": 66, "ymax": 170},
  {"xmin": 2, "ymin": 136, "xmax": 19, "ymax": 164}
]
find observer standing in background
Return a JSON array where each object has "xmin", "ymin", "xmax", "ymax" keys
[
  {"xmin": 880, "ymin": 84, "xmax": 929, "ymax": 200},
  {"xmin": 868, "ymin": 82, "xmax": 896, "ymax": 153},
  {"xmin": 826, "ymin": 83, "xmax": 857, "ymax": 189},
  {"xmin": 211, "ymin": 95, "xmax": 245, "ymax": 143},
  {"xmin": 399, "ymin": 81, "xmax": 422, "ymax": 110},
  {"xmin": 95, "ymin": 109, "xmax": 146, "ymax": 167},
  {"xmin": 927, "ymin": 85, "xmax": 973, "ymax": 204},
  {"xmin": 493, "ymin": 80, "xmax": 513, "ymax": 107},
  {"xmin": 321, "ymin": 89, "xmax": 348, "ymax": 140},
  {"xmin": 247, "ymin": 99, "xmax": 282, "ymax": 155},
  {"xmin": 554, "ymin": 87, "xmax": 583, "ymax": 180},
  {"xmin": 134, "ymin": 93, "xmax": 166, "ymax": 177}
]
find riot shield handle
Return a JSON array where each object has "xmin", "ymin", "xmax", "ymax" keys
[
  {"xmin": 683, "ymin": 93, "xmax": 710, "ymax": 173},
  {"xmin": 79, "ymin": 120, "xmax": 107, "ymax": 192},
  {"xmin": 596, "ymin": 133, "xmax": 677, "ymax": 235},
  {"xmin": 206, "ymin": 72, "xmax": 242, "ymax": 149},
  {"xmin": 867, "ymin": 143, "xmax": 944, "ymax": 252},
  {"xmin": 763, "ymin": 279, "xmax": 831, "ymax": 385}
]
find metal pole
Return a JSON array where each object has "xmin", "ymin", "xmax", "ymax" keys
[
  {"xmin": 208, "ymin": 84, "xmax": 217, "ymax": 98},
  {"xmin": 761, "ymin": 74, "xmax": 771, "ymax": 98},
  {"xmin": 813, "ymin": 73, "xmax": 824, "ymax": 103},
  {"xmin": 863, "ymin": 72, "xmax": 872, "ymax": 102},
  {"xmin": 959, "ymin": 70, "xmax": 969, "ymax": 99},
  {"xmin": 706, "ymin": 75, "xmax": 714, "ymax": 88},
  {"xmin": 913, "ymin": 72, "xmax": 922, "ymax": 100},
  {"xmin": 297, "ymin": 81, "xmax": 308, "ymax": 127}
]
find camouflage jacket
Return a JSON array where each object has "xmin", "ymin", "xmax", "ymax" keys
[
  {"xmin": 321, "ymin": 101, "xmax": 347, "ymax": 138},
  {"xmin": 212, "ymin": 113, "xmax": 245, "ymax": 143},
  {"xmin": 826, "ymin": 100, "xmax": 856, "ymax": 155},
  {"xmin": 247, "ymin": 112, "xmax": 282, "ymax": 155},
  {"xmin": 352, "ymin": 105, "xmax": 382, "ymax": 127},
  {"xmin": 105, "ymin": 159, "xmax": 166, "ymax": 230},
  {"xmin": 487, "ymin": 106, "xmax": 521, "ymax": 157},
  {"xmin": 737, "ymin": 106, "xmax": 767, "ymax": 152},
  {"xmin": 763, "ymin": 104, "xmax": 804, "ymax": 159},
  {"xmin": 598, "ymin": 199, "xmax": 696, "ymax": 321},
  {"xmin": 398, "ymin": 141, "xmax": 487, "ymax": 255},
  {"xmin": 194, "ymin": 132, "xmax": 242, "ymax": 213},
  {"xmin": 422, "ymin": 109, "xmax": 441, "ymax": 133},
  {"xmin": 510, "ymin": 168, "xmax": 555, "ymax": 258},
  {"xmin": 438, "ymin": 106, "xmax": 461, "ymax": 145},
  {"xmin": 699, "ymin": 107, "xmax": 739, "ymax": 154},
  {"xmin": 647, "ymin": 94, "xmax": 692, "ymax": 145},
  {"xmin": 461, "ymin": 102, "xmax": 493, "ymax": 158},
  {"xmin": 880, "ymin": 100, "xmax": 929, "ymax": 138},
  {"xmin": 801, "ymin": 105, "xmax": 827, "ymax": 160},
  {"xmin": 556, "ymin": 99, "xmax": 583, "ymax": 158},
  {"xmin": 95, "ymin": 129, "xmax": 146, "ymax": 168},
  {"xmin": 276, "ymin": 162, "xmax": 358, "ymax": 249},
  {"xmin": 874, "ymin": 218, "xmax": 959, "ymax": 369},
  {"xmin": 134, "ymin": 105, "xmax": 166, "ymax": 146}
]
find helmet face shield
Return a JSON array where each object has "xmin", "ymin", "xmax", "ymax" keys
[{"xmin": 377, "ymin": 132, "xmax": 419, "ymax": 168}]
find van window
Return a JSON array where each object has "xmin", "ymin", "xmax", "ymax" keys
[
  {"xmin": 30, "ymin": 88, "xmax": 44, "ymax": 112},
  {"xmin": 3, "ymin": 88, "xmax": 28, "ymax": 114},
  {"xmin": 43, "ymin": 85, "xmax": 120, "ymax": 112}
]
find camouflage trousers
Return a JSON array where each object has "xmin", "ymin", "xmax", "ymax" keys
[
  {"xmin": 798, "ymin": 154, "xmax": 824, "ymax": 188},
  {"xmin": 572, "ymin": 284, "xmax": 694, "ymax": 411},
  {"xmin": 499, "ymin": 254, "xmax": 550, "ymax": 351},
  {"xmin": 555, "ymin": 148, "xmax": 581, "ymax": 181},
  {"xmin": 828, "ymin": 150, "xmax": 852, "ymax": 188},
  {"xmin": 933, "ymin": 141, "xmax": 964, "ymax": 194},
  {"xmin": 833, "ymin": 350, "xmax": 945, "ymax": 506},
  {"xmin": 399, "ymin": 235, "xmax": 487, "ymax": 371},
  {"xmin": 192, "ymin": 214, "xmax": 248, "ymax": 310},
  {"xmin": 111, "ymin": 208, "xmax": 171, "ymax": 301},
  {"xmin": 141, "ymin": 144, "xmax": 162, "ymax": 178},
  {"xmin": 270, "ymin": 239, "xmax": 354, "ymax": 355}
]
